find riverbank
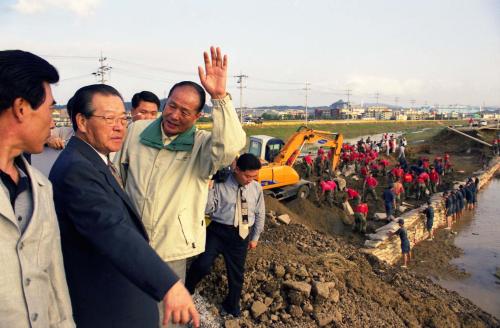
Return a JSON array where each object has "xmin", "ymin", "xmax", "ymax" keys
[
  {"xmin": 413, "ymin": 178, "xmax": 500, "ymax": 319},
  {"xmin": 194, "ymin": 127, "xmax": 499, "ymax": 327},
  {"xmin": 196, "ymin": 198, "xmax": 499, "ymax": 327}
]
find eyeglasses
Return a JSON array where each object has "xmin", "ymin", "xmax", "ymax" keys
[{"xmin": 91, "ymin": 115, "xmax": 129, "ymax": 126}]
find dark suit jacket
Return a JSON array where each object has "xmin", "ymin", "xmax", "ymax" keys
[{"xmin": 49, "ymin": 137, "xmax": 178, "ymax": 328}]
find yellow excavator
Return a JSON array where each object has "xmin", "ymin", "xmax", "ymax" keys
[{"xmin": 248, "ymin": 126, "xmax": 343, "ymax": 200}]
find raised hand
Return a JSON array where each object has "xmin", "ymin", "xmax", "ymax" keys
[{"xmin": 198, "ymin": 46, "xmax": 227, "ymax": 99}]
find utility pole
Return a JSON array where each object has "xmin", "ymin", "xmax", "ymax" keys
[
  {"xmin": 234, "ymin": 72, "xmax": 248, "ymax": 122},
  {"xmin": 375, "ymin": 92, "xmax": 380, "ymax": 106},
  {"xmin": 345, "ymin": 89, "xmax": 352, "ymax": 108},
  {"xmin": 304, "ymin": 82, "xmax": 311, "ymax": 125},
  {"xmin": 433, "ymin": 103, "xmax": 439, "ymax": 120},
  {"xmin": 92, "ymin": 52, "xmax": 112, "ymax": 84}
]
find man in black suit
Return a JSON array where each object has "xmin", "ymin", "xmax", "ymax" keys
[{"xmin": 49, "ymin": 84, "xmax": 199, "ymax": 328}]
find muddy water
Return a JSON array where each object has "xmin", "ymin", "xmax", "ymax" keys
[{"xmin": 437, "ymin": 179, "xmax": 500, "ymax": 318}]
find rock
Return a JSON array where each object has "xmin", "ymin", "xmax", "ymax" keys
[
  {"xmin": 277, "ymin": 214, "xmax": 291, "ymax": 225},
  {"xmin": 264, "ymin": 297, "xmax": 273, "ymax": 307},
  {"xmin": 279, "ymin": 313, "xmax": 291, "ymax": 322},
  {"xmin": 207, "ymin": 305, "xmax": 219, "ymax": 316},
  {"xmin": 243, "ymin": 293, "xmax": 252, "ymax": 303},
  {"xmin": 364, "ymin": 240, "xmax": 383, "ymax": 248},
  {"xmin": 296, "ymin": 266, "xmax": 309, "ymax": 278},
  {"xmin": 254, "ymin": 272, "xmax": 267, "ymax": 282},
  {"xmin": 225, "ymin": 318, "xmax": 240, "ymax": 328},
  {"xmin": 302, "ymin": 302, "xmax": 314, "ymax": 313},
  {"xmin": 283, "ymin": 280, "xmax": 312, "ymax": 297},
  {"xmin": 287, "ymin": 290, "xmax": 305, "ymax": 305},
  {"xmin": 374, "ymin": 213, "xmax": 387, "ymax": 220},
  {"xmin": 250, "ymin": 301, "xmax": 267, "ymax": 318},
  {"xmin": 312, "ymin": 282, "xmax": 330, "ymax": 303},
  {"xmin": 288, "ymin": 305, "xmax": 303, "ymax": 318},
  {"xmin": 399, "ymin": 205, "xmax": 408, "ymax": 212},
  {"xmin": 274, "ymin": 265, "xmax": 286, "ymax": 278},
  {"xmin": 315, "ymin": 313, "xmax": 334, "ymax": 327},
  {"xmin": 330, "ymin": 288, "xmax": 340, "ymax": 303},
  {"xmin": 270, "ymin": 314, "xmax": 279, "ymax": 322},
  {"xmin": 285, "ymin": 265, "xmax": 297, "ymax": 275}
]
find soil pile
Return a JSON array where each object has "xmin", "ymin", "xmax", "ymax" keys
[
  {"xmin": 192, "ymin": 127, "xmax": 500, "ymax": 327},
  {"xmin": 195, "ymin": 206, "xmax": 499, "ymax": 327}
]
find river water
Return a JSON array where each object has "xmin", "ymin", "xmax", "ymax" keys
[{"xmin": 437, "ymin": 178, "xmax": 500, "ymax": 319}]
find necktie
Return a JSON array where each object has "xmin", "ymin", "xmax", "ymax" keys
[
  {"xmin": 107, "ymin": 156, "xmax": 124, "ymax": 189},
  {"xmin": 234, "ymin": 186, "xmax": 249, "ymax": 239}
]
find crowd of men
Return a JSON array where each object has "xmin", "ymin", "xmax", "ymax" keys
[
  {"xmin": 0, "ymin": 48, "xmax": 267, "ymax": 328},
  {"xmin": 301, "ymin": 131, "xmax": 484, "ymax": 237}
]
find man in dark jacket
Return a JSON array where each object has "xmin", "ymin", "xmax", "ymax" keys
[{"xmin": 49, "ymin": 84, "xmax": 199, "ymax": 328}]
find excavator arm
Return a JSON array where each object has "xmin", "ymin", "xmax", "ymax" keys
[{"xmin": 273, "ymin": 126, "xmax": 344, "ymax": 172}]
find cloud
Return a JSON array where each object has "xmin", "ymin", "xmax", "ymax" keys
[
  {"xmin": 11, "ymin": 0, "xmax": 101, "ymax": 17},
  {"xmin": 345, "ymin": 75, "xmax": 426, "ymax": 97}
]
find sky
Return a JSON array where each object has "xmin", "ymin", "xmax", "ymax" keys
[{"xmin": 1, "ymin": 0, "xmax": 499, "ymax": 108}]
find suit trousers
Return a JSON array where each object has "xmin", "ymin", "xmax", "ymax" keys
[
  {"xmin": 186, "ymin": 221, "xmax": 249, "ymax": 316},
  {"xmin": 158, "ymin": 259, "xmax": 186, "ymax": 328}
]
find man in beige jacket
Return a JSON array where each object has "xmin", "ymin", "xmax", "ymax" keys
[
  {"xmin": 116, "ymin": 46, "xmax": 246, "ymax": 326},
  {"xmin": 0, "ymin": 50, "xmax": 74, "ymax": 328}
]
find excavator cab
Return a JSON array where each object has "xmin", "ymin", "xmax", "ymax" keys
[{"xmin": 249, "ymin": 136, "xmax": 285, "ymax": 163}]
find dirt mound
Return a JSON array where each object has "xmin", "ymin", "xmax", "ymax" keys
[
  {"xmin": 194, "ymin": 222, "xmax": 499, "ymax": 327},
  {"xmin": 428, "ymin": 129, "xmax": 491, "ymax": 155},
  {"xmin": 192, "ymin": 128, "xmax": 499, "ymax": 327}
]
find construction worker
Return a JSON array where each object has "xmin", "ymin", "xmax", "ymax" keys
[
  {"xmin": 402, "ymin": 170, "xmax": 414, "ymax": 200},
  {"xmin": 360, "ymin": 163, "xmax": 370, "ymax": 178},
  {"xmin": 392, "ymin": 179, "xmax": 404, "ymax": 211},
  {"xmin": 369, "ymin": 160, "xmax": 380, "ymax": 177},
  {"xmin": 444, "ymin": 191, "xmax": 454, "ymax": 230},
  {"xmin": 444, "ymin": 153, "xmax": 452, "ymax": 174},
  {"xmin": 363, "ymin": 172, "xmax": 378, "ymax": 201},
  {"xmin": 416, "ymin": 171, "xmax": 430, "ymax": 200},
  {"xmin": 346, "ymin": 187, "xmax": 361, "ymax": 206},
  {"xmin": 353, "ymin": 201, "xmax": 369, "ymax": 233},
  {"xmin": 422, "ymin": 199, "xmax": 435, "ymax": 240},
  {"xmin": 390, "ymin": 164, "xmax": 404, "ymax": 182},
  {"xmin": 319, "ymin": 178, "xmax": 336, "ymax": 207},
  {"xmin": 314, "ymin": 154, "xmax": 322, "ymax": 177},
  {"xmin": 464, "ymin": 182, "xmax": 474, "ymax": 210},
  {"xmin": 387, "ymin": 219, "xmax": 411, "ymax": 268},
  {"xmin": 382, "ymin": 184, "xmax": 396, "ymax": 221},
  {"xmin": 379, "ymin": 158, "xmax": 390, "ymax": 176},
  {"xmin": 429, "ymin": 166, "xmax": 440, "ymax": 194},
  {"xmin": 455, "ymin": 188, "xmax": 465, "ymax": 219},
  {"xmin": 303, "ymin": 152, "xmax": 313, "ymax": 178}
]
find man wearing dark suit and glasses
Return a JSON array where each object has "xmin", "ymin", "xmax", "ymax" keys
[{"xmin": 49, "ymin": 84, "xmax": 199, "ymax": 328}]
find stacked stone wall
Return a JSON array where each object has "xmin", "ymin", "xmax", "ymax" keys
[{"xmin": 361, "ymin": 158, "xmax": 500, "ymax": 265}]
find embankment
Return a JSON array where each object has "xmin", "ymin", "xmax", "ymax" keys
[{"xmin": 361, "ymin": 158, "xmax": 500, "ymax": 265}]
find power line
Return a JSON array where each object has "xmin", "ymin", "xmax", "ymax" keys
[{"xmin": 60, "ymin": 74, "xmax": 93, "ymax": 82}]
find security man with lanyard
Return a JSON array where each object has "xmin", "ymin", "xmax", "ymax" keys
[{"xmin": 186, "ymin": 153, "xmax": 265, "ymax": 317}]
